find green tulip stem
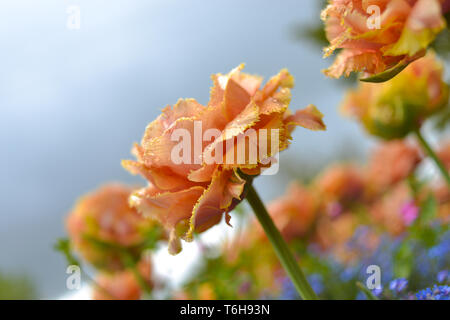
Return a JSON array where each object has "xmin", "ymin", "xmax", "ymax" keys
[
  {"xmin": 246, "ymin": 184, "xmax": 318, "ymax": 300},
  {"xmin": 414, "ymin": 129, "xmax": 450, "ymax": 187}
]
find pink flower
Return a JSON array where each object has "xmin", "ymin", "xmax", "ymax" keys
[
  {"xmin": 400, "ymin": 200, "xmax": 419, "ymax": 226},
  {"xmin": 322, "ymin": 0, "xmax": 447, "ymax": 80},
  {"xmin": 123, "ymin": 65, "xmax": 326, "ymax": 254},
  {"xmin": 327, "ymin": 201, "xmax": 344, "ymax": 218}
]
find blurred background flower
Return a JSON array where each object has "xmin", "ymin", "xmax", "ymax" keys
[
  {"xmin": 65, "ymin": 183, "xmax": 162, "ymax": 271},
  {"xmin": 341, "ymin": 53, "xmax": 449, "ymax": 139},
  {"xmin": 321, "ymin": 0, "xmax": 448, "ymax": 81},
  {"xmin": 178, "ymin": 141, "xmax": 450, "ymax": 300}
]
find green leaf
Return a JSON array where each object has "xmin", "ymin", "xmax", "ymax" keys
[
  {"xmin": 54, "ymin": 238, "xmax": 80, "ymax": 267},
  {"xmin": 418, "ymin": 194, "xmax": 438, "ymax": 225},
  {"xmin": 360, "ymin": 61, "xmax": 410, "ymax": 83},
  {"xmin": 82, "ymin": 234, "xmax": 121, "ymax": 250},
  {"xmin": 356, "ymin": 282, "xmax": 379, "ymax": 300},
  {"xmin": 433, "ymin": 103, "xmax": 450, "ymax": 131},
  {"xmin": 393, "ymin": 243, "xmax": 413, "ymax": 278},
  {"xmin": 140, "ymin": 226, "xmax": 163, "ymax": 250},
  {"xmin": 406, "ymin": 174, "xmax": 423, "ymax": 196},
  {"xmin": 0, "ymin": 271, "xmax": 36, "ymax": 299}
]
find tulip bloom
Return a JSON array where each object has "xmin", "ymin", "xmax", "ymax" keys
[
  {"xmin": 370, "ymin": 183, "xmax": 417, "ymax": 235},
  {"xmin": 322, "ymin": 0, "xmax": 448, "ymax": 80},
  {"xmin": 315, "ymin": 213, "xmax": 360, "ymax": 251},
  {"xmin": 123, "ymin": 65, "xmax": 325, "ymax": 254},
  {"xmin": 267, "ymin": 183, "xmax": 318, "ymax": 242},
  {"xmin": 438, "ymin": 142, "xmax": 450, "ymax": 170},
  {"xmin": 341, "ymin": 53, "xmax": 449, "ymax": 139},
  {"xmin": 434, "ymin": 185, "xmax": 450, "ymax": 223},
  {"xmin": 315, "ymin": 164, "xmax": 365, "ymax": 204},
  {"xmin": 93, "ymin": 258, "xmax": 152, "ymax": 300},
  {"xmin": 66, "ymin": 184, "xmax": 160, "ymax": 271},
  {"xmin": 367, "ymin": 140, "xmax": 421, "ymax": 193}
]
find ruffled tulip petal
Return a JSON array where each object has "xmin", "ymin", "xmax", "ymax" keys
[
  {"xmin": 209, "ymin": 64, "xmax": 263, "ymax": 122},
  {"xmin": 321, "ymin": 0, "xmax": 447, "ymax": 79},
  {"xmin": 323, "ymin": 49, "xmax": 387, "ymax": 78},
  {"xmin": 203, "ymin": 101, "xmax": 260, "ymax": 164},
  {"xmin": 129, "ymin": 185, "xmax": 205, "ymax": 242},
  {"xmin": 142, "ymin": 117, "xmax": 203, "ymax": 177},
  {"xmin": 123, "ymin": 65, "xmax": 326, "ymax": 253},
  {"xmin": 284, "ymin": 104, "xmax": 326, "ymax": 131},
  {"xmin": 258, "ymin": 87, "xmax": 291, "ymax": 115},
  {"xmin": 187, "ymin": 163, "xmax": 218, "ymax": 183},
  {"xmin": 186, "ymin": 169, "xmax": 245, "ymax": 241},
  {"xmin": 385, "ymin": 0, "xmax": 446, "ymax": 56},
  {"xmin": 141, "ymin": 99, "xmax": 204, "ymax": 148},
  {"xmin": 259, "ymin": 69, "xmax": 294, "ymax": 100},
  {"xmin": 122, "ymin": 160, "xmax": 196, "ymax": 191}
]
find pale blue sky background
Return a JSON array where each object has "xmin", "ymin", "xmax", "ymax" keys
[{"xmin": 0, "ymin": 0, "xmax": 372, "ymax": 298}]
